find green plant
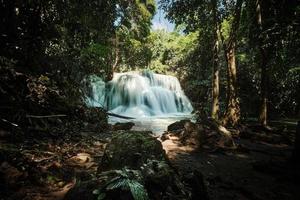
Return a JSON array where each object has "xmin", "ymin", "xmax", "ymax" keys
[{"xmin": 93, "ymin": 169, "xmax": 149, "ymax": 200}]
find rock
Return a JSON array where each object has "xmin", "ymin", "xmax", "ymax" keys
[
  {"xmin": 180, "ymin": 122, "xmax": 204, "ymax": 147},
  {"xmin": 112, "ymin": 122, "xmax": 135, "ymax": 131},
  {"xmin": 165, "ymin": 121, "xmax": 204, "ymax": 148},
  {"xmin": 100, "ymin": 131, "xmax": 166, "ymax": 171},
  {"xmin": 167, "ymin": 119, "xmax": 190, "ymax": 132},
  {"xmin": 160, "ymin": 132, "xmax": 170, "ymax": 141},
  {"xmin": 141, "ymin": 159, "xmax": 190, "ymax": 200},
  {"xmin": 65, "ymin": 131, "xmax": 208, "ymax": 200}
]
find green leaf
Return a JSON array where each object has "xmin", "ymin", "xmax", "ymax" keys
[
  {"xmin": 128, "ymin": 180, "xmax": 149, "ymax": 200},
  {"xmin": 97, "ymin": 193, "xmax": 106, "ymax": 200}
]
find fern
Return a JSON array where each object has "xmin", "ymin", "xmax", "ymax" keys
[
  {"xmin": 128, "ymin": 180, "xmax": 149, "ymax": 200},
  {"xmin": 94, "ymin": 168, "xmax": 149, "ymax": 200}
]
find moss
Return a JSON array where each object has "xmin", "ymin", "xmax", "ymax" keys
[{"xmin": 101, "ymin": 131, "xmax": 166, "ymax": 171}]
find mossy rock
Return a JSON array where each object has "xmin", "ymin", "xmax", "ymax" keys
[
  {"xmin": 167, "ymin": 120, "xmax": 191, "ymax": 132},
  {"xmin": 112, "ymin": 122, "xmax": 135, "ymax": 131},
  {"xmin": 100, "ymin": 131, "xmax": 166, "ymax": 171},
  {"xmin": 66, "ymin": 131, "xmax": 208, "ymax": 200}
]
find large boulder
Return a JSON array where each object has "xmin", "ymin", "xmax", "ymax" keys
[
  {"xmin": 100, "ymin": 131, "xmax": 165, "ymax": 171},
  {"xmin": 65, "ymin": 131, "xmax": 207, "ymax": 200}
]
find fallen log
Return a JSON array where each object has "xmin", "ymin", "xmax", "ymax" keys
[
  {"xmin": 26, "ymin": 112, "xmax": 134, "ymax": 120},
  {"xmin": 26, "ymin": 114, "xmax": 67, "ymax": 118},
  {"xmin": 107, "ymin": 112, "xmax": 134, "ymax": 119}
]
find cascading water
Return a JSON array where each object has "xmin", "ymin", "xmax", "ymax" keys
[{"xmin": 85, "ymin": 71, "xmax": 194, "ymax": 134}]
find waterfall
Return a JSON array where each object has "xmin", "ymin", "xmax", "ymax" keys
[{"xmin": 85, "ymin": 71, "xmax": 193, "ymax": 118}]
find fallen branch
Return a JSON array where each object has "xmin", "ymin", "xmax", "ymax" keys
[
  {"xmin": 107, "ymin": 112, "xmax": 134, "ymax": 119},
  {"xmin": 26, "ymin": 114, "xmax": 67, "ymax": 118}
]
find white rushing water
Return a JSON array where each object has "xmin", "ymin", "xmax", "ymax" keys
[{"xmin": 85, "ymin": 71, "xmax": 194, "ymax": 134}]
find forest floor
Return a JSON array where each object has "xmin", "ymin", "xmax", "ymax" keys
[
  {"xmin": 0, "ymin": 119, "xmax": 299, "ymax": 200},
  {"xmin": 163, "ymin": 120, "xmax": 300, "ymax": 200},
  {"xmin": 0, "ymin": 129, "xmax": 111, "ymax": 200}
]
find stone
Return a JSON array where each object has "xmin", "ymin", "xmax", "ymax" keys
[
  {"xmin": 112, "ymin": 122, "xmax": 135, "ymax": 131},
  {"xmin": 180, "ymin": 122, "xmax": 204, "ymax": 147},
  {"xmin": 100, "ymin": 131, "xmax": 166, "ymax": 171},
  {"xmin": 65, "ymin": 131, "xmax": 208, "ymax": 200},
  {"xmin": 167, "ymin": 119, "xmax": 191, "ymax": 132}
]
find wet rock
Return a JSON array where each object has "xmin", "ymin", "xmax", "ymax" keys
[
  {"xmin": 167, "ymin": 119, "xmax": 190, "ymax": 132},
  {"xmin": 112, "ymin": 122, "xmax": 135, "ymax": 131},
  {"xmin": 100, "ymin": 131, "xmax": 165, "ymax": 171}
]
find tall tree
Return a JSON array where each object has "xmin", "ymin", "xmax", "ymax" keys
[
  {"xmin": 161, "ymin": 0, "xmax": 222, "ymax": 119},
  {"xmin": 255, "ymin": 0, "xmax": 268, "ymax": 126},
  {"xmin": 221, "ymin": 0, "xmax": 243, "ymax": 126},
  {"xmin": 162, "ymin": 0, "xmax": 243, "ymax": 124},
  {"xmin": 211, "ymin": 0, "xmax": 220, "ymax": 120},
  {"xmin": 245, "ymin": 0, "xmax": 299, "ymax": 124}
]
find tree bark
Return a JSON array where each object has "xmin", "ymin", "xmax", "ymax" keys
[
  {"xmin": 222, "ymin": 0, "xmax": 243, "ymax": 127},
  {"xmin": 223, "ymin": 44, "xmax": 240, "ymax": 126},
  {"xmin": 256, "ymin": 0, "xmax": 268, "ymax": 126},
  {"xmin": 211, "ymin": 0, "xmax": 220, "ymax": 120},
  {"xmin": 106, "ymin": 33, "xmax": 119, "ymax": 81}
]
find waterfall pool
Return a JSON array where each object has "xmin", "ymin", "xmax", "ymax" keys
[{"xmin": 109, "ymin": 113, "xmax": 195, "ymax": 135}]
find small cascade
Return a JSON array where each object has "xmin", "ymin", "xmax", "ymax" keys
[{"xmin": 85, "ymin": 71, "xmax": 193, "ymax": 118}]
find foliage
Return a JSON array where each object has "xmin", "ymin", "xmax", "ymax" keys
[
  {"xmin": 159, "ymin": 0, "xmax": 300, "ymax": 119},
  {"xmin": 0, "ymin": 0, "xmax": 156, "ymax": 121},
  {"xmin": 120, "ymin": 29, "xmax": 198, "ymax": 75},
  {"xmin": 93, "ymin": 169, "xmax": 149, "ymax": 200}
]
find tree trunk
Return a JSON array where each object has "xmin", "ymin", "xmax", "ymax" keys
[
  {"xmin": 223, "ymin": 44, "xmax": 240, "ymax": 126},
  {"xmin": 106, "ymin": 33, "xmax": 119, "ymax": 81},
  {"xmin": 222, "ymin": 0, "xmax": 243, "ymax": 127},
  {"xmin": 256, "ymin": 0, "xmax": 268, "ymax": 126},
  {"xmin": 211, "ymin": 0, "xmax": 220, "ymax": 120},
  {"xmin": 258, "ymin": 48, "xmax": 268, "ymax": 126}
]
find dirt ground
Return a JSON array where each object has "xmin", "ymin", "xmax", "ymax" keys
[
  {"xmin": 162, "ymin": 123, "xmax": 300, "ymax": 200},
  {"xmin": 0, "ymin": 120, "xmax": 299, "ymax": 200}
]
